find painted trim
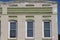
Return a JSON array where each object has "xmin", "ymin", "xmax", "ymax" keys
[
  {"xmin": 9, "ymin": 16, "xmax": 17, "ymax": 20},
  {"xmin": 7, "ymin": 7, "xmax": 52, "ymax": 13},
  {"xmin": 42, "ymin": 22, "xmax": 44, "ymax": 38},
  {"xmin": 8, "ymin": 22, "xmax": 10, "ymax": 39},
  {"xmin": 7, "ymin": 12, "xmax": 52, "ymax": 15}
]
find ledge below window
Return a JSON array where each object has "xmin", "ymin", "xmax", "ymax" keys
[
  {"xmin": 25, "ymin": 37, "xmax": 34, "ymax": 39},
  {"xmin": 8, "ymin": 38, "xmax": 16, "ymax": 40},
  {"xmin": 42, "ymin": 37, "xmax": 52, "ymax": 40},
  {"xmin": 8, "ymin": 39, "xmax": 16, "ymax": 40},
  {"xmin": 25, "ymin": 38, "xmax": 34, "ymax": 40}
]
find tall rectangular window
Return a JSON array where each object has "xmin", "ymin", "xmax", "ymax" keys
[
  {"xmin": 43, "ymin": 21, "xmax": 51, "ymax": 37},
  {"xmin": 26, "ymin": 20, "xmax": 34, "ymax": 38},
  {"xmin": 8, "ymin": 20, "xmax": 17, "ymax": 38}
]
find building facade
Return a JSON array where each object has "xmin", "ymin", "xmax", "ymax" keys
[{"xmin": 0, "ymin": 0, "xmax": 58, "ymax": 40}]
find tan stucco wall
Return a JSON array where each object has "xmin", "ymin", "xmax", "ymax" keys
[
  {"xmin": 34, "ymin": 15, "xmax": 42, "ymax": 40},
  {"xmin": 17, "ymin": 15, "xmax": 25, "ymax": 40},
  {"xmin": 51, "ymin": 15, "xmax": 58, "ymax": 40},
  {"xmin": 1, "ymin": 15, "xmax": 8, "ymax": 40},
  {"xmin": 0, "ymin": 14, "xmax": 58, "ymax": 40}
]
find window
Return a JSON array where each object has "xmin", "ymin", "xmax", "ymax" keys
[
  {"xmin": 8, "ymin": 20, "xmax": 17, "ymax": 39},
  {"xmin": 42, "ymin": 20, "xmax": 51, "ymax": 38},
  {"xmin": 25, "ymin": 20, "xmax": 34, "ymax": 38}
]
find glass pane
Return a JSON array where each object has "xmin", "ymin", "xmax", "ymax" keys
[
  {"xmin": 10, "ymin": 21, "xmax": 17, "ymax": 38},
  {"xmin": 27, "ymin": 21, "xmax": 33, "ymax": 37},
  {"xmin": 27, "ymin": 30, "xmax": 33, "ymax": 37},
  {"xmin": 44, "ymin": 22, "xmax": 50, "ymax": 28},
  {"xmin": 44, "ymin": 30, "xmax": 50, "ymax": 37},
  {"xmin": 27, "ymin": 22, "xmax": 33, "ymax": 30},
  {"xmin": 10, "ymin": 22, "xmax": 16, "ymax": 30},
  {"xmin": 44, "ymin": 21, "xmax": 50, "ymax": 37},
  {"xmin": 10, "ymin": 30, "xmax": 16, "ymax": 38},
  {"xmin": 44, "ymin": 22, "xmax": 50, "ymax": 30}
]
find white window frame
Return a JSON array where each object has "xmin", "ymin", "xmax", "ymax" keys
[
  {"xmin": 42, "ymin": 20, "xmax": 52, "ymax": 38},
  {"xmin": 8, "ymin": 21, "xmax": 17, "ymax": 39},
  {"xmin": 25, "ymin": 21, "xmax": 34, "ymax": 39}
]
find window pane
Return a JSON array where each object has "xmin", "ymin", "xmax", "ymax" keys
[
  {"xmin": 44, "ymin": 21, "xmax": 50, "ymax": 37},
  {"xmin": 44, "ymin": 22, "xmax": 50, "ymax": 30},
  {"xmin": 27, "ymin": 21, "xmax": 33, "ymax": 37},
  {"xmin": 27, "ymin": 30, "xmax": 33, "ymax": 37},
  {"xmin": 44, "ymin": 30, "xmax": 50, "ymax": 37},
  {"xmin": 10, "ymin": 22, "xmax": 16, "ymax": 30},
  {"xmin": 27, "ymin": 22, "xmax": 33, "ymax": 28},
  {"xmin": 10, "ymin": 21, "xmax": 17, "ymax": 38},
  {"xmin": 10, "ymin": 30, "xmax": 16, "ymax": 38},
  {"xmin": 44, "ymin": 22, "xmax": 50, "ymax": 29},
  {"xmin": 27, "ymin": 22, "xmax": 33, "ymax": 30}
]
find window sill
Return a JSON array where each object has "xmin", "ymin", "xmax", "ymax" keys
[
  {"xmin": 8, "ymin": 38, "xmax": 16, "ymax": 39},
  {"xmin": 42, "ymin": 37, "xmax": 52, "ymax": 39},
  {"xmin": 25, "ymin": 37, "xmax": 34, "ymax": 39}
]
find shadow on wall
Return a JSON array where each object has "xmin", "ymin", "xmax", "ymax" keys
[{"xmin": 58, "ymin": 34, "xmax": 60, "ymax": 40}]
